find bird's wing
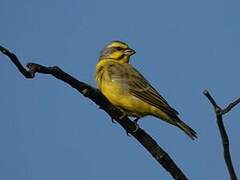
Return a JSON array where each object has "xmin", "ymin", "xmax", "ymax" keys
[{"xmin": 108, "ymin": 64, "xmax": 179, "ymax": 116}]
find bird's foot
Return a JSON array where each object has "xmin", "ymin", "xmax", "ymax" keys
[
  {"xmin": 125, "ymin": 119, "xmax": 139, "ymax": 136},
  {"xmin": 132, "ymin": 120, "xmax": 139, "ymax": 133},
  {"xmin": 116, "ymin": 107, "xmax": 127, "ymax": 120}
]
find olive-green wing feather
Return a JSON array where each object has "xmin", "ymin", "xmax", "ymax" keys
[
  {"xmin": 128, "ymin": 67, "xmax": 179, "ymax": 115},
  {"xmin": 108, "ymin": 64, "xmax": 179, "ymax": 116}
]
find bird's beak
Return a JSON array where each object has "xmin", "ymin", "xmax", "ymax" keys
[{"xmin": 124, "ymin": 48, "xmax": 136, "ymax": 56}]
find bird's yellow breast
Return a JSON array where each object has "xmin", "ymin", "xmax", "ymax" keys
[{"xmin": 95, "ymin": 60, "xmax": 153, "ymax": 117}]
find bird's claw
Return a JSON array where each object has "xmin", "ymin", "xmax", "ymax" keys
[
  {"xmin": 119, "ymin": 111, "xmax": 127, "ymax": 120},
  {"xmin": 132, "ymin": 121, "xmax": 139, "ymax": 133},
  {"xmin": 125, "ymin": 120, "xmax": 139, "ymax": 136}
]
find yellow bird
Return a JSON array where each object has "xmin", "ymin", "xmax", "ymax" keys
[{"xmin": 95, "ymin": 41, "xmax": 197, "ymax": 140}]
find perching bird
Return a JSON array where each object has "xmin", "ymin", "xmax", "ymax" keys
[{"xmin": 95, "ymin": 41, "xmax": 197, "ymax": 140}]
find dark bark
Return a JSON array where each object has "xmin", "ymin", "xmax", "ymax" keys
[
  {"xmin": 204, "ymin": 90, "xmax": 238, "ymax": 180},
  {"xmin": 1, "ymin": 45, "xmax": 189, "ymax": 180}
]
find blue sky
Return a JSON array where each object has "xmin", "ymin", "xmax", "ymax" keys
[{"xmin": 0, "ymin": 0, "xmax": 240, "ymax": 179}]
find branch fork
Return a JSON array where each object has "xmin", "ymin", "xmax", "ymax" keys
[{"xmin": 204, "ymin": 90, "xmax": 238, "ymax": 180}]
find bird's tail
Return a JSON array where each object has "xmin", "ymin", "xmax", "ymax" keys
[
  {"xmin": 152, "ymin": 108, "xmax": 197, "ymax": 140},
  {"xmin": 176, "ymin": 121, "xmax": 197, "ymax": 140}
]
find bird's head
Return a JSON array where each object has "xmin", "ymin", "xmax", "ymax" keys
[{"xmin": 99, "ymin": 41, "xmax": 136, "ymax": 63}]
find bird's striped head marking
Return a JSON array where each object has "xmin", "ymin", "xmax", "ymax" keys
[{"xmin": 99, "ymin": 41, "xmax": 135, "ymax": 63}]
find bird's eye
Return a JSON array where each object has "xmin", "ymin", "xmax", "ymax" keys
[{"xmin": 114, "ymin": 47, "xmax": 124, "ymax": 51}]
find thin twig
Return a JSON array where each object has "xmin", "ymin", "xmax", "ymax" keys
[
  {"xmin": 203, "ymin": 90, "xmax": 238, "ymax": 180},
  {"xmin": 221, "ymin": 98, "xmax": 240, "ymax": 115},
  {"xmin": 0, "ymin": 45, "xmax": 34, "ymax": 78},
  {"xmin": 1, "ymin": 45, "xmax": 189, "ymax": 180}
]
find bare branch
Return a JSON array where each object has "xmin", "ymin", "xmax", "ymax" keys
[
  {"xmin": 204, "ymin": 90, "xmax": 238, "ymax": 180},
  {"xmin": 221, "ymin": 98, "xmax": 240, "ymax": 115},
  {"xmin": 203, "ymin": 90, "xmax": 219, "ymax": 110},
  {"xmin": 1, "ymin": 45, "xmax": 189, "ymax": 180},
  {"xmin": 0, "ymin": 45, "xmax": 34, "ymax": 78}
]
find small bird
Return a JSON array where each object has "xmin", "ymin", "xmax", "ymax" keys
[{"xmin": 95, "ymin": 41, "xmax": 197, "ymax": 140}]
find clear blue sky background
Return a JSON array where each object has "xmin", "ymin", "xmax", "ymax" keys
[{"xmin": 0, "ymin": 0, "xmax": 239, "ymax": 179}]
